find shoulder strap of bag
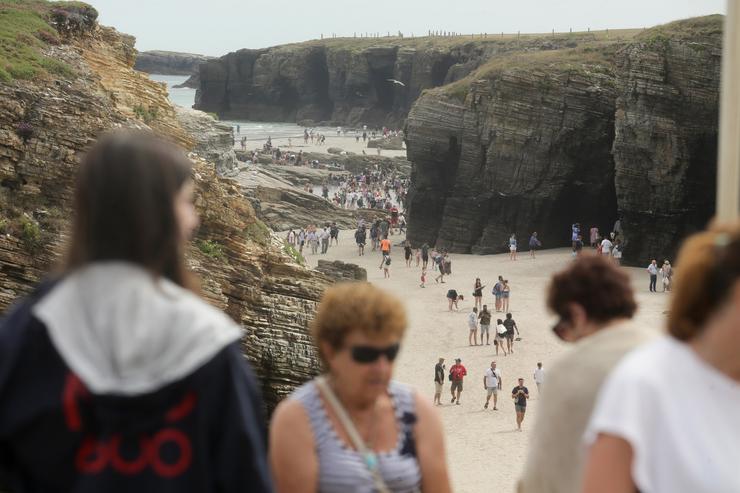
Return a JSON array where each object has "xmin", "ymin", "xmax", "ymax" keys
[{"xmin": 315, "ymin": 377, "xmax": 391, "ymax": 493}]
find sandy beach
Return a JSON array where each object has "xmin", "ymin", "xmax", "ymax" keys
[
  {"xmin": 236, "ymin": 132, "xmax": 409, "ymax": 159},
  {"xmin": 305, "ymin": 232, "xmax": 669, "ymax": 493}
]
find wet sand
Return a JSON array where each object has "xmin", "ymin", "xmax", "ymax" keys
[{"xmin": 305, "ymin": 232, "xmax": 669, "ymax": 493}]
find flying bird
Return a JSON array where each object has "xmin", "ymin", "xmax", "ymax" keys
[{"xmin": 386, "ymin": 79, "xmax": 406, "ymax": 86}]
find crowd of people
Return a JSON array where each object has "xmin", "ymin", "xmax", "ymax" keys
[{"xmin": 0, "ymin": 130, "xmax": 737, "ymax": 493}]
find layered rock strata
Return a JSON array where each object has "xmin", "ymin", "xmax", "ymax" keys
[
  {"xmin": 134, "ymin": 49, "xmax": 212, "ymax": 75},
  {"xmin": 0, "ymin": 8, "xmax": 332, "ymax": 412},
  {"xmin": 405, "ymin": 16, "xmax": 722, "ymax": 263},
  {"xmin": 195, "ymin": 36, "xmax": 611, "ymax": 127}
]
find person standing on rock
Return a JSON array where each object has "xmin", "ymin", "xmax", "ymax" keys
[
  {"xmin": 483, "ymin": 361, "xmax": 503, "ymax": 410},
  {"xmin": 0, "ymin": 131, "xmax": 273, "ymax": 492},
  {"xmin": 434, "ymin": 357, "xmax": 446, "ymax": 405},
  {"xmin": 449, "ymin": 358, "xmax": 467, "ymax": 405}
]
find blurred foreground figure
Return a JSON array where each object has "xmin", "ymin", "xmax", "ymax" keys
[
  {"xmin": 269, "ymin": 283, "xmax": 451, "ymax": 493},
  {"xmin": 519, "ymin": 255, "xmax": 655, "ymax": 493},
  {"xmin": 0, "ymin": 131, "xmax": 273, "ymax": 492},
  {"xmin": 582, "ymin": 224, "xmax": 740, "ymax": 493}
]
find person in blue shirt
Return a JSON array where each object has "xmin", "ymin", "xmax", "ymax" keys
[{"xmin": 0, "ymin": 131, "xmax": 273, "ymax": 493}]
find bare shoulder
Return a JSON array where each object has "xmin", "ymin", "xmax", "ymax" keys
[{"xmin": 271, "ymin": 397, "xmax": 311, "ymax": 434}]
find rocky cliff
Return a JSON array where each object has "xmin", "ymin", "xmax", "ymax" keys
[
  {"xmin": 134, "ymin": 49, "xmax": 212, "ymax": 75},
  {"xmin": 0, "ymin": 1, "xmax": 332, "ymax": 411},
  {"xmin": 405, "ymin": 16, "xmax": 722, "ymax": 263},
  {"xmin": 195, "ymin": 35, "xmax": 608, "ymax": 127}
]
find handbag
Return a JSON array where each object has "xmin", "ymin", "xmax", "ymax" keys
[{"xmin": 315, "ymin": 377, "xmax": 391, "ymax": 493}]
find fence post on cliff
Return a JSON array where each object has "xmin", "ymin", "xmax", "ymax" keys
[{"xmin": 717, "ymin": 0, "xmax": 740, "ymax": 220}]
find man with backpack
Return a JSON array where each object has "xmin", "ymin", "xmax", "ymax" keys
[
  {"xmin": 433, "ymin": 357, "xmax": 446, "ymax": 405},
  {"xmin": 329, "ymin": 222, "xmax": 339, "ymax": 246},
  {"xmin": 449, "ymin": 358, "xmax": 467, "ymax": 405}
]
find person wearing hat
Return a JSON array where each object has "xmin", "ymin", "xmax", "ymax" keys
[
  {"xmin": 661, "ymin": 259, "xmax": 673, "ymax": 292},
  {"xmin": 449, "ymin": 358, "xmax": 467, "ymax": 405},
  {"xmin": 433, "ymin": 357, "xmax": 446, "ymax": 405}
]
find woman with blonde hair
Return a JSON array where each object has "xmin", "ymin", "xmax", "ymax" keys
[
  {"xmin": 582, "ymin": 224, "xmax": 740, "ymax": 493},
  {"xmin": 270, "ymin": 283, "xmax": 451, "ymax": 493}
]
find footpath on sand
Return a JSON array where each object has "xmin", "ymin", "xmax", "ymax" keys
[{"xmin": 305, "ymin": 231, "xmax": 668, "ymax": 493}]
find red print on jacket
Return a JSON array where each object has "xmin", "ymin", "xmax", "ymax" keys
[{"xmin": 62, "ymin": 373, "xmax": 196, "ymax": 478}]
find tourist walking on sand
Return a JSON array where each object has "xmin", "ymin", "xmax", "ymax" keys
[
  {"xmin": 329, "ymin": 222, "xmax": 339, "ymax": 246},
  {"xmin": 512, "ymin": 378, "xmax": 529, "ymax": 431},
  {"xmin": 478, "ymin": 305, "xmax": 492, "ymax": 345},
  {"xmin": 446, "ymin": 289, "xmax": 462, "ymax": 311},
  {"xmin": 380, "ymin": 236, "xmax": 391, "ymax": 256},
  {"xmin": 661, "ymin": 259, "xmax": 673, "ymax": 291},
  {"xmin": 501, "ymin": 279, "xmax": 511, "ymax": 312},
  {"xmin": 404, "ymin": 240, "xmax": 412, "ymax": 267},
  {"xmin": 354, "ymin": 226, "xmax": 366, "ymax": 256},
  {"xmin": 435, "ymin": 254, "xmax": 447, "ymax": 284},
  {"xmin": 433, "ymin": 358, "xmax": 445, "ymax": 405},
  {"xmin": 270, "ymin": 283, "xmax": 452, "ymax": 493},
  {"xmin": 379, "ymin": 254, "xmax": 391, "ymax": 278},
  {"xmin": 589, "ymin": 226, "xmax": 599, "ymax": 248},
  {"xmin": 449, "ymin": 358, "xmax": 466, "ymax": 405},
  {"xmin": 468, "ymin": 307, "xmax": 479, "ymax": 346},
  {"xmin": 0, "ymin": 131, "xmax": 273, "ymax": 491},
  {"xmin": 509, "ymin": 234, "xmax": 518, "ymax": 260},
  {"xmin": 647, "ymin": 258, "xmax": 658, "ymax": 292},
  {"xmin": 518, "ymin": 254, "xmax": 650, "ymax": 493},
  {"xmin": 495, "ymin": 319, "xmax": 508, "ymax": 356},
  {"xmin": 492, "ymin": 276, "xmax": 503, "ymax": 312},
  {"xmin": 420, "ymin": 269, "xmax": 427, "ymax": 288},
  {"xmin": 612, "ymin": 238, "xmax": 623, "ymax": 265},
  {"xmin": 473, "ymin": 278, "xmax": 484, "ymax": 310},
  {"xmin": 483, "ymin": 361, "xmax": 502, "ymax": 410},
  {"xmin": 308, "ymin": 229, "xmax": 318, "ymax": 254},
  {"xmin": 503, "ymin": 312, "xmax": 519, "ymax": 354},
  {"xmin": 599, "ymin": 235, "xmax": 613, "ymax": 257},
  {"xmin": 320, "ymin": 227, "xmax": 330, "ymax": 254},
  {"xmin": 421, "ymin": 243, "xmax": 430, "ymax": 269},
  {"xmin": 298, "ymin": 228, "xmax": 306, "ymax": 254},
  {"xmin": 287, "ymin": 228, "xmax": 296, "ymax": 246},
  {"xmin": 533, "ymin": 362, "xmax": 545, "ymax": 394},
  {"xmin": 529, "ymin": 232, "xmax": 541, "ymax": 258},
  {"xmin": 582, "ymin": 225, "xmax": 740, "ymax": 493},
  {"xmin": 414, "ymin": 248, "xmax": 421, "ymax": 267}
]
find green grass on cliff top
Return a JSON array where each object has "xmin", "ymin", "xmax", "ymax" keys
[
  {"xmin": 0, "ymin": 0, "xmax": 89, "ymax": 82},
  {"xmin": 435, "ymin": 14, "xmax": 723, "ymax": 103}
]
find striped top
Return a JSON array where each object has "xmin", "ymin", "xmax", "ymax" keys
[{"xmin": 292, "ymin": 379, "xmax": 422, "ymax": 493}]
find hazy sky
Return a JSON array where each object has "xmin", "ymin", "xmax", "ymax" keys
[{"xmin": 84, "ymin": 0, "xmax": 726, "ymax": 57}]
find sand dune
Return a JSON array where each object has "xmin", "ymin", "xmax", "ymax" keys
[{"xmin": 305, "ymin": 233, "xmax": 669, "ymax": 493}]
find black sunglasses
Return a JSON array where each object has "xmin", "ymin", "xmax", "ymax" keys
[{"xmin": 350, "ymin": 343, "xmax": 401, "ymax": 364}]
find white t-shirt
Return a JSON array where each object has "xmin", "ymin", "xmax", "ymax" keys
[
  {"xmin": 485, "ymin": 367, "xmax": 502, "ymax": 388},
  {"xmin": 468, "ymin": 312, "xmax": 478, "ymax": 328},
  {"xmin": 496, "ymin": 324, "xmax": 507, "ymax": 335},
  {"xmin": 600, "ymin": 238, "xmax": 613, "ymax": 254},
  {"xmin": 533, "ymin": 367, "xmax": 545, "ymax": 384},
  {"xmin": 584, "ymin": 336, "xmax": 740, "ymax": 493}
]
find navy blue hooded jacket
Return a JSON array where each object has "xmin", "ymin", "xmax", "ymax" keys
[{"xmin": 0, "ymin": 262, "xmax": 274, "ymax": 493}]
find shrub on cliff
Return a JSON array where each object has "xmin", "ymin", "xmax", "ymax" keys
[{"xmin": 48, "ymin": 1, "xmax": 98, "ymax": 36}]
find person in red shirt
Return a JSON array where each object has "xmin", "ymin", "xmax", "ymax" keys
[{"xmin": 449, "ymin": 358, "xmax": 467, "ymax": 405}]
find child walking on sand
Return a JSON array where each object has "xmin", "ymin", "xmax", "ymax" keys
[{"xmin": 420, "ymin": 269, "xmax": 427, "ymax": 288}]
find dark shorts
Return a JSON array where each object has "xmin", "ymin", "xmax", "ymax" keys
[
  {"xmin": 451, "ymin": 380, "xmax": 463, "ymax": 392},
  {"xmin": 515, "ymin": 405, "xmax": 526, "ymax": 413}
]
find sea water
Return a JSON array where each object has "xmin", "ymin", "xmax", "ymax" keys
[{"xmin": 148, "ymin": 74, "xmax": 351, "ymax": 143}]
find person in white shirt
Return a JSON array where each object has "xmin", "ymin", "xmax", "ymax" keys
[
  {"xmin": 468, "ymin": 307, "xmax": 479, "ymax": 346},
  {"xmin": 582, "ymin": 226, "xmax": 740, "ymax": 493},
  {"xmin": 646, "ymin": 258, "xmax": 659, "ymax": 292},
  {"xmin": 495, "ymin": 319, "xmax": 508, "ymax": 356},
  {"xmin": 482, "ymin": 361, "xmax": 502, "ymax": 410},
  {"xmin": 533, "ymin": 362, "xmax": 545, "ymax": 394},
  {"xmin": 600, "ymin": 237, "xmax": 613, "ymax": 256}
]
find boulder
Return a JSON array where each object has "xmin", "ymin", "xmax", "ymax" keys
[{"xmin": 315, "ymin": 260, "xmax": 367, "ymax": 282}]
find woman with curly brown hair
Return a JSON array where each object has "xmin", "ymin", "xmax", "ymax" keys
[
  {"xmin": 518, "ymin": 254, "xmax": 655, "ymax": 493},
  {"xmin": 270, "ymin": 282, "xmax": 451, "ymax": 493},
  {"xmin": 582, "ymin": 224, "xmax": 740, "ymax": 493}
]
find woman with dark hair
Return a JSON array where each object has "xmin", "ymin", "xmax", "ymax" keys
[
  {"xmin": 472, "ymin": 278, "xmax": 484, "ymax": 311},
  {"xmin": 582, "ymin": 225, "xmax": 740, "ymax": 493},
  {"xmin": 518, "ymin": 254, "xmax": 655, "ymax": 493},
  {"xmin": 0, "ymin": 131, "xmax": 272, "ymax": 492}
]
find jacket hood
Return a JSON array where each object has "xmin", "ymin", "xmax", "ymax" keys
[{"xmin": 33, "ymin": 262, "xmax": 241, "ymax": 396}]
